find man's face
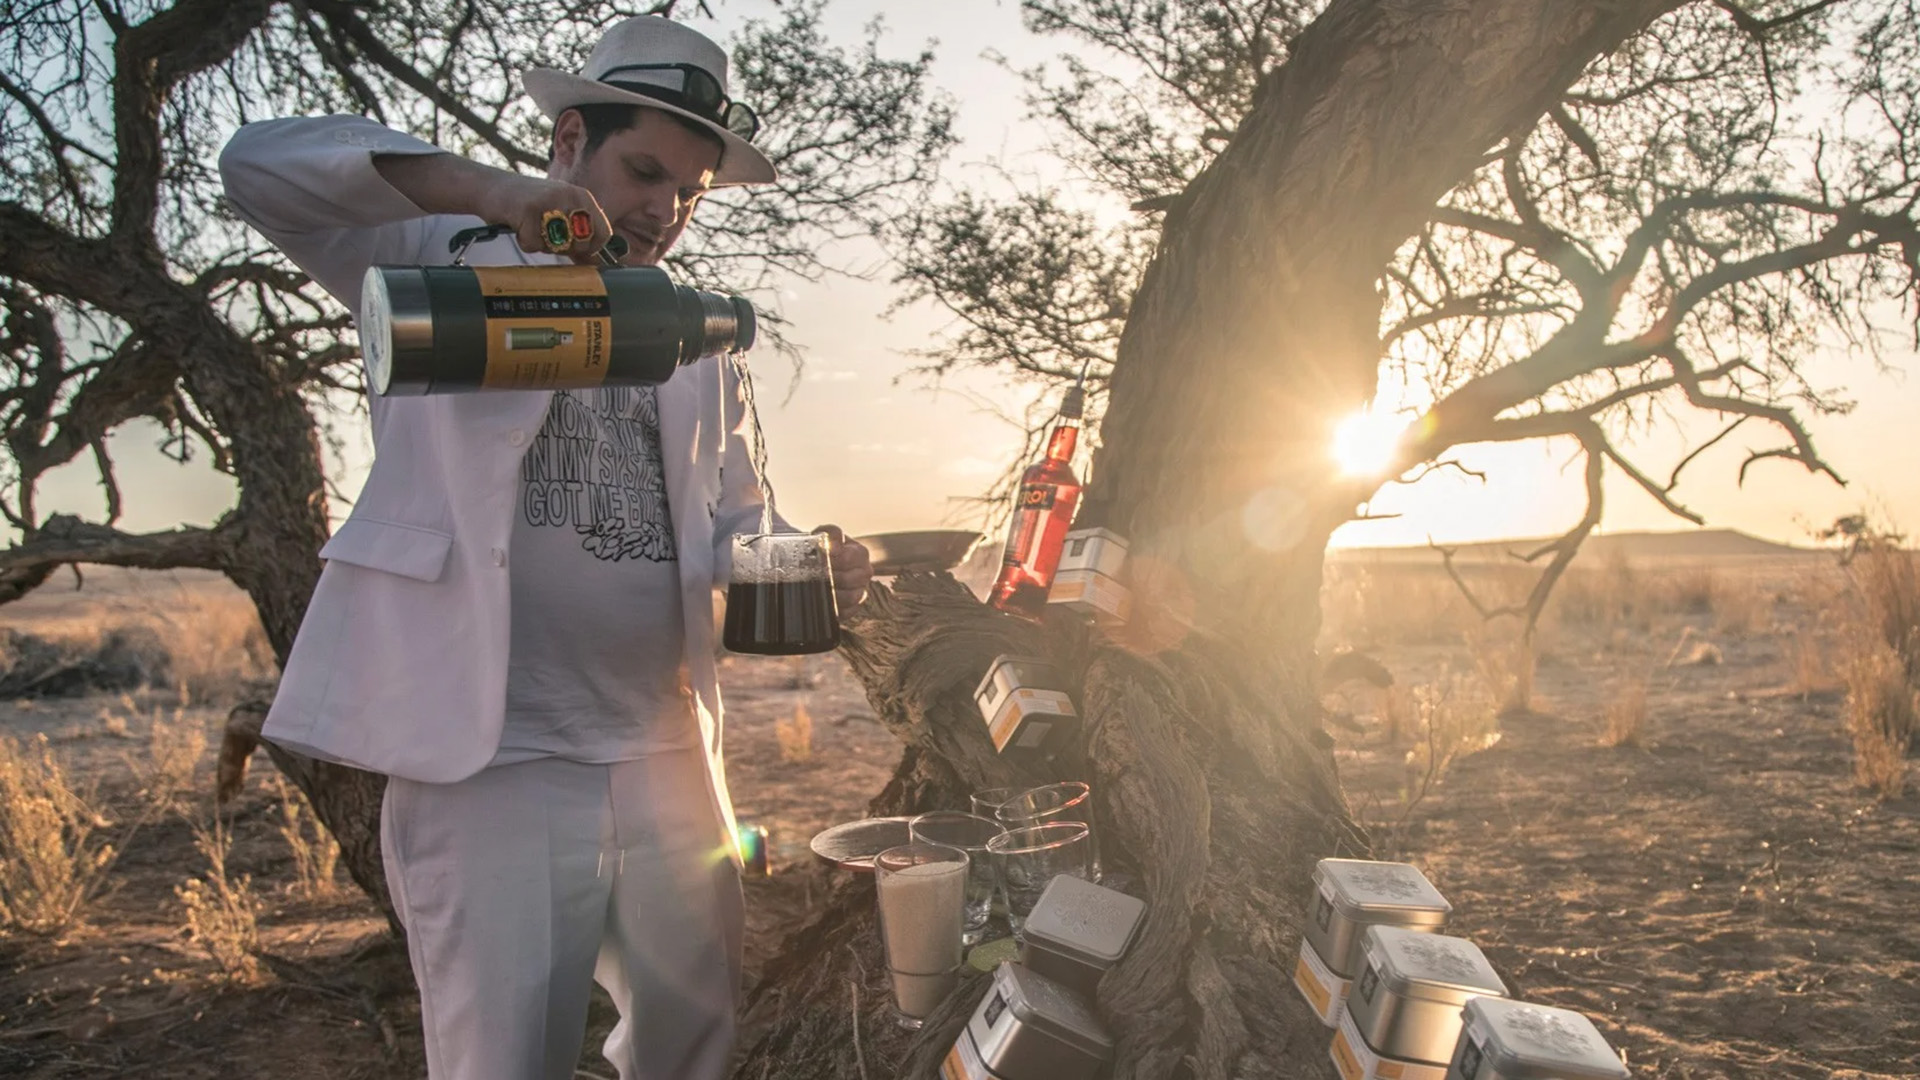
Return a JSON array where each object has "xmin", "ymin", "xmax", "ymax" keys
[{"xmin": 552, "ymin": 107, "xmax": 721, "ymax": 266}]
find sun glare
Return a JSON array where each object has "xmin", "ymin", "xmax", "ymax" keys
[{"xmin": 1331, "ymin": 408, "xmax": 1408, "ymax": 478}]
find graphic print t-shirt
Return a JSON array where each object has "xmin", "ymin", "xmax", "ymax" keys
[{"xmin": 493, "ymin": 386, "xmax": 700, "ymax": 765}]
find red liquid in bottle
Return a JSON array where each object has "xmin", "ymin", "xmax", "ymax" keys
[{"xmin": 991, "ymin": 402, "xmax": 1082, "ymax": 616}]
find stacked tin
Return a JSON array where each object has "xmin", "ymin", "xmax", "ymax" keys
[
  {"xmin": 942, "ymin": 961, "xmax": 1114, "ymax": 1080},
  {"xmin": 1019, "ymin": 873, "xmax": 1147, "ymax": 996},
  {"xmin": 1046, "ymin": 527, "xmax": 1132, "ymax": 623},
  {"xmin": 1446, "ymin": 997, "xmax": 1630, "ymax": 1080},
  {"xmin": 1295, "ymin": 858, "xmax": 1453, "ymax": 1026},
  {"xmin": 973, "ymin": 656, "xmax": 1080, "ymax": 758},
  {"xmin": 1331, "ymin": 927, "xmax": 1506, "ymax": 1080},
  {"xmin": 944, "ymin": 874, "xmax": 1144, "ymax": 1079}
]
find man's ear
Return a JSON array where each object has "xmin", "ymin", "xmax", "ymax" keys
[{"xmin": 550, "ymin": 108, "xmax": 587, "ymax": 171}]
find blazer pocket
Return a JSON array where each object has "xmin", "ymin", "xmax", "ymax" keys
[{"xmin": 319, "ymin": 517, "xmax": 455, "ymax": 582}]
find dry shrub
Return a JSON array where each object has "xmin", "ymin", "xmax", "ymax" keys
[
  {"xmin": 1838, "ymin": 638, "xmax": 1914, "ymax": 797},
  {"xmin": 1825, "ymin": 522, "xmax": 1920, "ymax": 796},
  {"xmin": 1601, "ymin": 677, "xmax": 1651, "ymax": 748},
  {"xmin": 1401, "ymin": 668, "xmax": 1503, "ymax": 806},
  {"xmin": 775, "ymin": 701, "xmax": 814, "ymax": 763},
  {"xmin": 1792, "ymin": 636, "xmax": 1832, "ymax": 697},
  {"xmin": 1464, "ymin": 626, "xmax": 1534, "ymax": 715},
  {"xmin": 0, "ymin": 734, "xmax": 117, "ymax": 933},
  {"xmin": 124, "ymin": 589, "xmax": 274, "ymax": 703},
  {"xmin": 110, "ymin": 688, "xmax": 209, "ymax": 814},
  {"xmin": 1713, "ymin": 575, "xmax": 1774, "ymax": 636},
  {"xmin": 175, "ymin": 812, "xmax": 261, "ymax": 981},
  {"xmin": 1322, "ymin": 561, "xmax": 1478, "ymax": 646},
  {"xmin": 1552, "ymin": 552, "xmax": 1644, "ymax": 628},
  {"xmin": 266, "ymin": 773, "xmax": 339, "ymax": 899}
]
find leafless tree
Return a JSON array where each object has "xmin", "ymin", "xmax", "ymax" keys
[
  {"xmin": 738, "ymin": 1, "xmax": 1918, "ymax": 1075},
  {"xmin": 0, "ymin": 0, "xmax": 953, "ymax": 912}
]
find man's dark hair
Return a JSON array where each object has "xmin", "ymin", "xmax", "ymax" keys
[{"xmin": 557, "ymin": 103, "xmax": 725, "ymax": 164}]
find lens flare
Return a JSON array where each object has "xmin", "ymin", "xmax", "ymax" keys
[{"xmin": 1331, "ymin": 409, "xmax": 1408, "ymax": 478}]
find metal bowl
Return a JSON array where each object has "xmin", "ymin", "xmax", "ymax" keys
[
  {"xmin": 854, "ymin": 530, "xmax": 984, "ymax": 575},
  {"xmin": 809, "ymin": 816, "xmax": 913, "ymax": 871}
]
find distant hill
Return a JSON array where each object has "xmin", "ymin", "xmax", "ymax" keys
[{"xmin": 1333, "ymin": 527, "xmax": 1818, "ymax": 564}]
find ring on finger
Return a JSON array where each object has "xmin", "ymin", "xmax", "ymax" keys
[{"xmin": 540, "ymin": 210, "xmax": 572, "ymax": 253}]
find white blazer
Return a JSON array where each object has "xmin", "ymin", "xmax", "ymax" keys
[{"xmin": 220, "ymin": 115, "xmax": 782, "ymax": 854}]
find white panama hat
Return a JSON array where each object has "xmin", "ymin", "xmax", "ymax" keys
[{"xmin": 522, "ymin": 16, "xmax": 776, "ymax": 186}]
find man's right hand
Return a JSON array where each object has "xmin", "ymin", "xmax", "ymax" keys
[
  {"xmin": 374, "ymin": 152, "xmax": 611, "ymax": 261},
  {"xmin": 478, "ymin": 173, "xmax": 612, "ymax": 262}
]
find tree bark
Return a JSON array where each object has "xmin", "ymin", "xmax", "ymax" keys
[{"xmin": 732, "ymin": 2, "xmax": 1680, "ymax": 1077}]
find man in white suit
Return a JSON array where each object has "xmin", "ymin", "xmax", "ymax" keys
[{"xmin": 220, "ymin": 16, "xmax": 870, "ymax": 1080}]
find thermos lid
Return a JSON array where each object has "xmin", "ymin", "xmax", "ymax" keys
[
  {"xmin": 1314, "ymin": 858, "xmax": 1452, "ymax": 924},
  {"xmin": 1023, "ymin": 874, "xmax": 1146, "ymax": 967},
  {"xmin": 984, "ymin": 961, "xmax": 1114, "ymax": 1060},
  {"xmin": 1460, "ymin": 998, "xmax": 1629, "ymax": 1079},
  {"xmin": 1359, "ymin": 926, "xmax": 1505, "ymax": 1006}
]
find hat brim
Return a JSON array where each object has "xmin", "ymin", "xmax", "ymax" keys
[{"xmin": 522, "ymin": 68, "xmax": 777, "ymax": 187}]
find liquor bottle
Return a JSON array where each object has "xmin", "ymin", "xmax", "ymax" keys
[{"xmin": 991, "ymin": 385, "xmax": 1084, "ymax": 615}]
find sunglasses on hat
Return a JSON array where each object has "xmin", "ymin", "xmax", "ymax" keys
[{"xmin": 599, "ymin": 62, "xmax": 760, "ymax": 142}]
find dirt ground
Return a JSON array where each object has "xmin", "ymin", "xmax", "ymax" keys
[{"xmin": 1, "ymin": 551, "xmax": 1915, "ymax": 1078}]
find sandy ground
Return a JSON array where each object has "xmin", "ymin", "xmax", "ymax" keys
[{"xmin": 1, "ymin": 554, "xmax": 1916, "ymax": 1078}]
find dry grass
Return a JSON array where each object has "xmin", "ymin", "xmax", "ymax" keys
[
  {"xmin": 0, "ymin": 733, "xmax": 118, "ymax": 934},
  {"xmin": 1832, "ymin": 531, "xmax": 1920, "ymax": 797},
  {"xmin": 1601, "ymin": 677, "xmax": 1651, "ymax": 748},
  {"xmin": 175, "ymin": 810, "xmax": 262, "ymax": 982},
  {"xmin": 1712, "ymin": 576, "xmax": 1775, "ymax": 636},
  {"xmin": 266, "ymin": 773, "xmax": 340, "ymax": 899},
  {"xmin": 4, "ymin": 585, "xmax": 272, "ymax": 703},
  {"xmin": 1464, "ymin": 626, "xmax": 1533, "ymax": 715},
  {"xmin": 775, "ymin": 701, "xmax": 814, "ymax": 763},
  {"xmin": 109, "ymin": 688, "xmax": 210, "ymax": 815},
  {"xmin": 1400, "ymin": 667, "xmax": 1503, "ymax": 806}
]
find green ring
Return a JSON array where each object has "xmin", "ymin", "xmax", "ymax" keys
[{"xmin": 544, "ymin": 216, "xmax": 571, "ymax": 248}]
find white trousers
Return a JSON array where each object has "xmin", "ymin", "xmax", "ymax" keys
[{"xmin": 381, "ymin": 752, "xmax": 744, "ymax": 1080}]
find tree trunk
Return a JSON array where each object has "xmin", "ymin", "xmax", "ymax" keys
[{"xmin": 730, "ymin": 2, "xmax": 1678, "ymax": 1077}]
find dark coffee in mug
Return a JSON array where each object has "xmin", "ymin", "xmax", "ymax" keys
[{"xmin": 722, "ymin": 575, "xmax": 839, "ymax": 655}]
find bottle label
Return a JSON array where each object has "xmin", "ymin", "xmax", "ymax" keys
[{"xmin": 1018, "ymin": 483, "xmax": 1057, "ymax": 511}]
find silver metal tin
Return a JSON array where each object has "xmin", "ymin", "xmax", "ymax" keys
[
  {"xmin": 1056, "ymin": 528, "xmax": 1129, "ymax": 576},
  {"xmin": 1020, "ymin": 874, "xmax": 1146, "ymax": 997},
  {"xmin": 1446, "ymin": 997, "xmax": 1628, "ymax": 1080},
  {"xmin": 1346, "ymin": 926, "xmax": 1506, "ymax": 1066},
  {"xmin": 973, "ymin": 655, "xmax": 1078, "ymax": 756},
  {"xmin": 1304, "ymin": 858, "xmax": 1452, "ymax": 978},
  {"xmin": 964, "ymin": 961, "xmax": 1113, "ymax": 1080}
]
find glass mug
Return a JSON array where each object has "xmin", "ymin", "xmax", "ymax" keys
[{"xmin": 723, "ymin": 532, "xmax": 839, "ymax": 655}]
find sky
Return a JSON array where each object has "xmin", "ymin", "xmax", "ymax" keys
[{"xmin": 20, "ymin": 1, "xmax": 1920, "ymax": 553}]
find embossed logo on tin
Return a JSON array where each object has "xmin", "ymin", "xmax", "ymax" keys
[
  {"xmin": 1497, "ymin": 1005, "xmax": 1597, "ymax": 1056},
  {"xmin": 1344, "ymin": 863, "xmax": 1426, "ymax": 902},
  {"xmin": 1397, "ymin": 935, "xmax": 1484, "ymax": 984}
]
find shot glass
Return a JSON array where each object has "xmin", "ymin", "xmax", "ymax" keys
[
  {"xmin": 985, "ymin": 822, "xmax": 1093, "ymax": 940},
  {"xmin": 873, "ymin": 842, "xmax": 969, "ymax": 1029},
  {"xmin": 994, "ymin": 780, "xmax": 1101, "ymax": 881},
  {"xmin": 970, "ymin": 786, "xmax": 1019, "ymax": 819},
  {"xmin": 908, "ymin": 811, "xmax": 1006, "ymax": 945}
]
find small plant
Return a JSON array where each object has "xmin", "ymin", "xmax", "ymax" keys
[
  {"xmin": 1601, "ymin": 677, "xmax": 1650, "ymax": 748},
  {"xmin": 0, "ymin": 734, "xmax": 117, "ymax": 934},
  {"xmin": 115, "ymin": 687, "xmax": 208, "ymax": 815},
  {"xmin": 1401, "ymin": 668, "xmax": 1501, "ymax": 807},
  {"xmin": 1826, "ymin": 519, "xmax": 1920, "ymax": 797},
  {"xmin": 1838, "ymin": 636, "xmax": 1914, "ymax": 797},
  {"xmin": 175, "ymin": 810, "xmax": 261, "ymax": 981},
  {"xmin": 1792, "ymin": 636, "xmax": 1831, "ymax": 698},
  {"xmin": 775, "ymin": 701, "xmax": 815, "ymax": 763},
  {"xmin": 266, "ymin": 773, "xmax": 339, "ymax": 899}
]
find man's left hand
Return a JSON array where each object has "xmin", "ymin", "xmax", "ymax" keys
[{"xmin": 812, "ymin": 525, "xmax": 872, "ymax": 619}]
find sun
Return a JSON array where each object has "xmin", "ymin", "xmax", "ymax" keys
[{"xmin": 1330, "ymin": 408, "xmax": 1408, "ymax": 478}]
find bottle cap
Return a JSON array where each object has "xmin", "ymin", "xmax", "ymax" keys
[{"xmin": 1061, "ymin": 384, "xmax": 1085, "ymax": 420}]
